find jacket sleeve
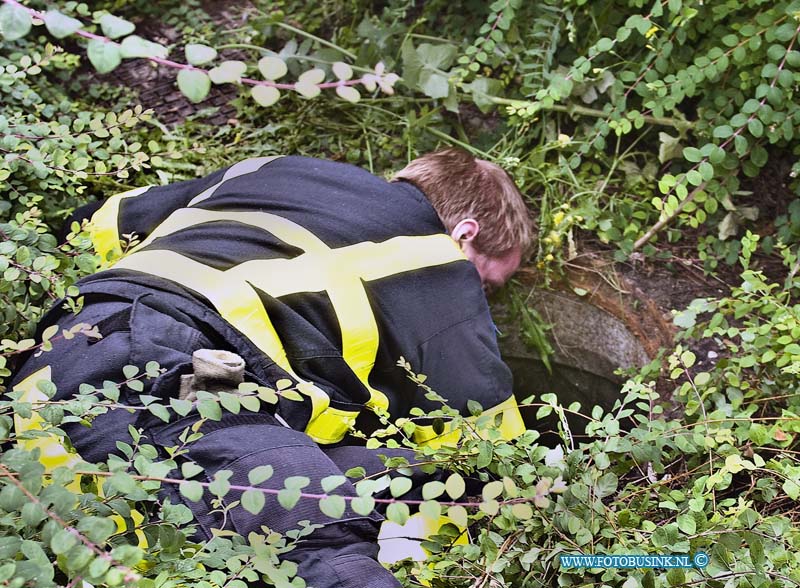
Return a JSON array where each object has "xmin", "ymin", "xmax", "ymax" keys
[{"xmin": 411, "ymin": 308, "xmax": 526, "ymax": 447}]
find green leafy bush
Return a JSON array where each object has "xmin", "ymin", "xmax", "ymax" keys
[{"xmin": 2, "ymin": 1, "xmax": 800, "ymax": 586}]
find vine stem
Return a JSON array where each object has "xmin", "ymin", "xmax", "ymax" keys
[
  {"xmin": 2, "ymin": 0, "xmax": 385, "ymax": 92},
  {"xmin": 71, "ymin": 468, "xmax": 554, "ymax": 510}
]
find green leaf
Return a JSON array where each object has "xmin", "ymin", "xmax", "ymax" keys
[
  {"xmin": 170, "ymin": 397, "xmax": 192, "ymax": 416},
  {"xmin": 251, "ymin": 85, "xmax": 281, "ymax": 107},
  {"xmin": 445, "ymin": 473, "xmax": 465, "ymax": 499},
  {"xmin": 99, "ymin": 14, "xmax": 135, "ymax": 39},
  {"xmin": 417, "ymin": 43, "xmax": 457, "ymax": 69},
  {"xmin": 783, "ymin": 479, "xmax": 800, "ymax": 500},
  {"xmin": 658, "ymin": 132, "xmax": 682, "ymax": 163},
  {"xmin": 447, "ymin": 505, "xmax": 468, "ymax": 528},
  {"xmin": 677, "ymin": 513, "xmax": 696, "ymax": 534},
  {"xmin": 386, "ymin": 502, "xmax": 410, "ymax": 525},
  {"xmin": 209, "ymin": 471, "xmax": 232, "ymax": 498},
  {"xmin": 686, "ymin": 170, "xmax": 703, "ymax": 186},
  {"xmin": 595, "ymin": 472, "xmax": 618, "ymax": 498},
  {"xmin": 280, "ymin": 389, "xmax": 303, "ymax": 401},
  {"xmin": 321, "ymin": 475, "xmax": 346, "ymax": 493},
  {"xmin": 351, "ymin": 495, "xmax": 375, "ymax": 516},
  {"xmin": 181, "ymin": 462, "xmax": 204, "ymax": 479},
  {"xmin": 332, "ymin": 61, "xmax": 353, "ymax": 80},
  {"xmin": 0, "ymin": 3, "xmax": 32, "ymax": 40},
  {"xmin": 295, "ymin": 80, "xmax": 321, "ymax": 98},
  {"xmin": 127, "ymin": 379, "xmax": 144, "ymax": 392},
  {"xmin": 596, "ymin": 37, "xmax": 614, "ymax": 52},
  {"xmin": 277, "ymin": 488, "xmax": 301, "ymax": 510},
  {"xmin": 146, "ymin": 361, "xmax": 161, "ymax": 377},
  {"xmin": 177, "ymin": 69, "xmax": 211, "ymax": 103},
  {"xmin": 299, "ymin": 68, "xmax": 326, "ymax": 85},
  {"xmin": 319, "ymin": 495, "xmax": 346, "ymax": 519},
  {"xmin": 335, "ymin": 85, "xmax": 360, "ymax": 103},
  {"xmin": 713, "ymin": 125, "xmax": 733, "ymax": 139},
  {"xmin": 786, "ymin": 343, "xmax": 800, "ymax": 355},
  {"xmin": 285, "ymin": 476, "xmax": 310, "ymax": 490},
  {"xmin": 120, "ymin": 36, "xmax": 168, "ymax": 59},
  {"xmin": 482, "ymin": 480, "xmax": 504, "ymax": 501},
  {"xmin": 44, "ymin": 10, "xmax": 82, "ymax": 39},
  {"xmin": 122, "ymin": 365, "xmax": 139, "ymax": 379},
  {"xmin": 248, "ymin": 465, "xmax": 274, "ymax": 485},
  {"xmin": 198, "ymin": 399, "xmax": 221, "ymax": 420},
  {"xmin": 419, "ymin": 71, "xmax": 449, "ymax": 99},
  {"xmin": 477, "ymin": 440, "xmax": 493, "ymax": 468},
  {"xmin": 241, "ymin": 489, "xmax": 265, "ymax": 514},
  {"xmin": 21, "ymin": 502, "xmax": 45, "ymax": 527},
  {"xmin": 50, "ymin": 529, "xmax": 79, "ymax": 555},
  {"xmin": 390, "ymin": 476, "xmax": 412, "ymax": 498},
  {"xmin": 401, "ymin": 41, "xmax": 423, "ymax": 86},
  {"xmin": 258, "ymin": 56, "xmax": 287, "ymax": 80},
  {"xmin": 239, "ymin": 395, "xmax": 260, "ymax": 412},
  {"xmin": 185, "ymin": 43, "xmax": 217, "ymax": 66},
  {"xmin": 218, "ymin": 392, "xmax": 242, "ymax": 415},
  {"xmin": 180, "ymin": 480, "xmax": 203, "ymax": 502},
  {"xmin": 748, "ymin": 118, "xmax": 764, "ymax": 138},
  {"xmin": 422, "ymin": 480, "xmax": 445, "ymax": 500},
  {"xmin": 512, "ymin": 502, "xmax": 533, "ymax": 519},
  {"xmin": 694, "ymin": 372, "xmax": 711, "ymax": 386},
  {"xmin": 147, "ymin": 403, "xmax": 170, "ymax": 423},
  {"xmin": 699, "ymin": 161, "xmax": 714, "ymax": 181},
  {"xmin": 683, "ymin": 147, "xmax": 702, "ymax": 162},
  {"xmin": 208, "ymin": 60, "xmax": 247, "ymax": 84},
  {"xmin": 417, "ymin": 501, "xmax": 441, "ymax": 524}
]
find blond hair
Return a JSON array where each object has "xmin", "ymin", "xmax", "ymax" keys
[{"xmin": 393, "ymin": 148, "xmax": 532, "ymax": 257}]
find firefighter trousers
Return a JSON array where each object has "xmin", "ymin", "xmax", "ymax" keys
[{"xmin": 11, "ymin": 286, "xmax": 445, "ymax": 588}]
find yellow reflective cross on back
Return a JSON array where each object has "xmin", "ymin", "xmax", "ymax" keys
[{"xmin": 110, "ymin": 206, "xmax": 466, "ymax": 443}]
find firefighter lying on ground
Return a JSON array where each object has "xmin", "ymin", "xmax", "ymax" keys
[{"xmin": 11, "ymin": 148, "xmax": 533, "ymax": 588}]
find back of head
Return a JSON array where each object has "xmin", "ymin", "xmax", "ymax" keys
[{"xmin": 393, "ymin": 148, "xmax": 532, "ymax": 258}]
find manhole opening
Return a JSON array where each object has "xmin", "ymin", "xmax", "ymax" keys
[
  {"xmin": 494, "ymin": 274, "xmax": 671, "ymax": 441},
  {"xmin": 505, "ymin": 356, "xmax": 623, "ymax": 440}
]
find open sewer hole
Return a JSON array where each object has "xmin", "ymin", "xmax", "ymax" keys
[{"xmin": 493, "ymin": 278, "xmax": 670, "ymax": 443}]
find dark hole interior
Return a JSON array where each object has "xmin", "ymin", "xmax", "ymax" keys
[{"xmin": 504, "ymin": 355, "xmax": 624, "ymax": 444}]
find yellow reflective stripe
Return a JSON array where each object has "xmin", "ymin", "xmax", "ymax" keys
[
  {"xmin": 12, "ymin": 367, "xmax": 83, "ymax": 478},
  {"xmin": 127, "ymin": 207, "xmax": 328, "ymax": 255},
  {"xmin": 412, "ymin": 422, "xmax": 462, "ymax": 449},
  {"xmin": 304, "ymin": 406, "xmax": 359, "ymax": 444},
  {"xmin": 327, "ymin": 276, "xmax": 384, "ymax": 410},
  {"xmin": 187, "ymin": 156, "xmax": 283, "ymax": 207},
  {"xmin": 341, "ymin": 234, "xmax": 466, "ymax": 282},
  {"xmin": 88, "ymin": 186, "xmax": 151, "ymax": 264},
  {"xmin": 481, "ymin": 394, "xmax": 526, "ymax": 440},
  {"xmin": 412, "ymin": 395, "xmax": 526, "ymax": 448},
  {"xmin": 234, "ymin": 235, "xmax": 463, "ymax": 298},
  {"xmin": 113, "ymin": 249, "xmax": 292, "ymax": 376}
]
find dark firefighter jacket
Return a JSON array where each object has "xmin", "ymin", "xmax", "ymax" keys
[{"xmin": 58, "ymin": 155, "xmax": 525, "ymax": 445}]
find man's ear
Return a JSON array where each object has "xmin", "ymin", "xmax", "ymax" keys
[{"xmin": 450, "ymin": 218, "xmax": 480, "ymax": 242}]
